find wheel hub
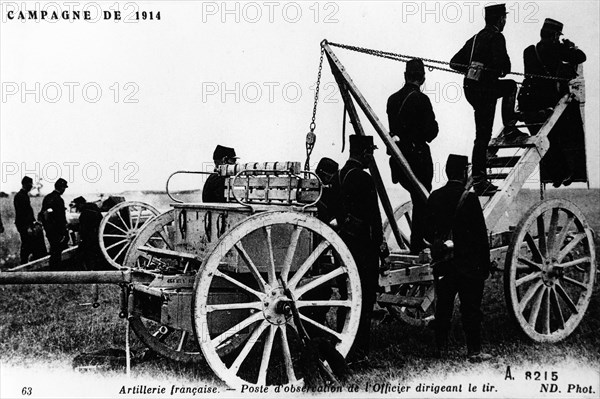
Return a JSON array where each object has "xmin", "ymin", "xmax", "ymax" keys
[
  {"xmin": 541, "ymin": 258, "xmax": 561, "ymax": 286},
  {"xmin": 262, "ymin": 287, "xmax": 292, "ymax": 325}
]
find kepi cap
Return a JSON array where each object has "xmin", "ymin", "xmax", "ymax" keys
[
  {"xmin": 349, "ymin": 135, "xmax": 377, "ymax": 154},
  {"xmin": 315, "ymin": 157, "xmax": 339, "ymax": 184},
  {"xmin": 485, "ymin": 3, "xmax": 507, "ymax": 18},
  {"xmin": 21, "ymin": 176, "xmax": 33, "ymax": 185},
  {"xmin": 542, "ymin": 18, "xmax": 563, "ymax": 35},
  {"xmin": 213, "ymin": 145, "xmax": 238, "ymax": 161},
  {"xmin": 446, "ymin": 154, "xmax": 469, "ymax": 176},
  {"xmin": 405, "ymin": 58, "xmax": 425, "ymax": 75},
  {"xmin": 55, "ymin": 178, "xmax": 68, "ymax": 189},
  {"xmin": 72, "ymin": 196, "xmax": 86, "ymax": 205}
]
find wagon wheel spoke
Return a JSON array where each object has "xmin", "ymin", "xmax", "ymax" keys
[
  {"xmin": 527, "ymin": 284, "xmax": 545, "ymax": 326},
  {"xmin": 557, "ymin": 233, "xmax": 586, "ymax": 263},
  {"xmin": 288, "ymin": 240, "xmax": 330, "ymax": 289},
  {"xmin": 296, "ymin": 299, "xmax": 352, "ymax": 308},
  {"xmin": 554, "ymin": 282, "xmax": 579, "ymax": 314},
  {"xmin": 134, "ymin": 205, "xmax": 144, "ymax": 230},
  {"xmin": 557, "ymin": 256, "xmax": 591, "ymax": 269},
  {"xmin": 117, "ymin": 210, "xmax": 130, "ymax": 230},
  {"xmin": 537, "ymin": 215, "xmax": 547, "ymax": 258},
  {"xmin": 518, "ymin": 280, "xmax": 544, "ymax": 313},
  {"xmin": 517, "ymin": 257, "xmax": 543, "ymax": 272},
  {"xmin": 257, "ymin": 325, "xmax": 276, "ymax": 385},
  {"xmin": 405, "ymin": 212, "xmax": 412, "ymax": 229},
  {"xmin": 542, "ymin": 288, "xmax": 551, "ymax": 334},
  {"xmin": 546, "ymin": 208, "xmax": 560, "ymax": 256},
  {"xmin": 524, "ymin": 233, "xmax": 544, "ymax": 263},
  {"xmin": 561, "ymin": 276, "xmax": 589, "ymax": 290},
  {"xmin": 279, "ymin": 325, "xmax": 298, "ymax": 384},
  {"xmin": 516, "ymin": 271, "xmax": 542, "ymax": 288},
  {"xmin": 299, "ymin": 313, "xmax": 343, "ymax": 341},
  {"xmin": 211, "ymin": 312, "xmax": 263, "ymax": 348},
  {"xmin": 206, "ymin": 302, "xmax": 262, "ymax": 312},
  {"xmin": 235, "ymin": 242, "xmax": 268, "ymax": 292},
  {"xmin": 176, "ymin": 331, "xmax": 188, "ymax": 352},
  {"xmin": 107, "ymin": 221, "xmax": 128, "ymax": 235},
  {"xmin": 103, "ymin": 233, "xmax": 128, "ymax": 239},
  {"xmin": 263, "ymin": 226, "xmax": 277, "ymax": 286},
  {"xmin": 113, "ymin": 241, "xmax": 130, "ymax": 262},
  {"xmin": 295, "ymin": 266, "xmax": 344, "ymax": 298},
  {"xmin": 550, "ymin": 288, "xmax": 565, "ymax": 331},
  {"xmin": 105, "ymin": 238, "xmax": 128, "ymax": 251},
  {"xmin": 552, "ymin": 214, "xmax": 574, "ymax": 257},
  {"xmin": 229, "ymin": 321, "xmax": 268, "ymax": 374},
  {"xmin": 213, "ymin": 270, "xmax": 263, "ymax": 299},
  {"xmin": 281, "ymin": 226, "xmax": 302, "ymax": 282}
]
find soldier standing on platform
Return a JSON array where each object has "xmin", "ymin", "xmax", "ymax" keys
[
  {"xmin": 202, "ymin": 145, "xmax": 239, "ymax": 203},
  {"xmin": 14, "ymin": 176, "xmax": 47, "ymax": 264},
  {"xmin": 450, "ymin": 3, "xmax": 526, "ymax": 196},
  {"xmin": 519, "ymin": 18, "xmax": 587, "ymax": 187},
  {"xmin": 387, "ymin": 58, "xmax": 439, "ymax": 254},
  {"xmin": 425, "ymin": 155, "xmax": 492, "ymax": 362},
  {"xmin": 338, "ymin": 135, "xmax": 388, "ymax": 361},
  {"xmin": 40, "ymin": 178, "xmax": 69, "ymax": 269}
]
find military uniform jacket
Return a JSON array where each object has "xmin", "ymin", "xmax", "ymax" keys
[
  {"xmin": 424, "ymin": 181, "xmax": 490, "ymax": 277},
  {"xmin": 387, "ymin": 83, "xmax": 439, "ymax": 147},
  {"xmin": 202, "ymin": 173, "xmax": 226, "ymax": 203},
  {"xmin": 451, "ymin": 25, "xmax": 511, "ymax": 85},
  {"xmin": 79, "ymin": 203, "xmax": 103, "ymax": 250},
  {"xmin": 338, "ymin": 159, "xmax": 383, "ymax": 248},
  {"xmin": 41, "ymin": 190, "xmax": 67, "ymax": 234},
  {"xmin": 521, "ymin": 40, "xmax": 586, "ymax": 110},
  {"xmin": 14, "ymin": 189, "xmax": 36, "ymax": 232}
]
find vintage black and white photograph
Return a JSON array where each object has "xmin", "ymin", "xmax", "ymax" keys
[{"xmin": 0, "ymin": 1, "xmax": 598, "ymax": 398}]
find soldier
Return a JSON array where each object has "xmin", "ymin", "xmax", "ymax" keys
[
  {"xmin": 72, "ymin": 196, "xmax": 104, "ymax": 270},
  {"xmin": 40, "ymin": 178, "xmax": 69, "ymax": 269},
  {"xmin": 425, "ymin": 155, "xmax": 491, "ymax": 362},
  {"xmin": 387, "ymin": 58, "xmax": 439, "ymax": 254},
  {"xmin": 519, "ymin": 18, "xmax": 587, "ymax": 187},
  {"xmin": 202, "ymin": 145, "xmax": 238, "ymax": 203},
  {"xmin": 315, "ymin": 157, "xmax": 342, "ymax": 227},
  {"xmin": 338, "ymin": 135, "xmax": 388, "ymax": 361},
  {"xmin": 450, "ymin": 3, "xmax": 526, "ymax": 196},
  {"xmin": 14, "ymin": 176, "xmax": 47, "ymax": 264}
]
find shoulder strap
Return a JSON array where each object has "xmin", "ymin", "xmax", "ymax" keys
[
  {"xmin": 469, "ymin": 34, "xmax": 478, "ymax": 64},
  {"xmin": 397, "ymin": 90, "xmax": 416, "ymax": 117},
  {"xmin": 534, "ymin": 44, "xmax": 551, "ymax": 76},
  {"xmin": 445, "ymin": 189, "xmax": 470, "ymax": 240}
]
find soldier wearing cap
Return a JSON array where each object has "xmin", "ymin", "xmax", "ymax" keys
[
  {"xmin": 520, "ymin": 18, "xmax": 587, "ymax": 187},
  {"xmin": 338, "ymin": 135, "xmax": 387, "ymax": 361},
  {"xmin": 315, "ymin": 157, "xmax": 342, "ymax": 226},
  {"xmin": 202, "ymin": 145, "xmax": 239, "ymax": 203},
  {"xmin": 387, "ymin": 58, "xmax": 439, "ymax": 254},
  {"xmin": 41, "ymin": 178, "xmax": 69, "ymax": 269},
  {"xmin": 424, "ymin": 155, "xmax": 491, "ymax": 362},
  {"xmin": 14, "ymin": 176, "xmax": 47, "ymax": 264},
  {"xmin": 450, "ymin": 3, "xmax": 525, "ymax": 196},
  {"xmin": 72, "ymin": 196, "xmax": 104, "ymax": 270}
]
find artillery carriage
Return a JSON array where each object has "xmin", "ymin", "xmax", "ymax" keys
[{"xmin": 0, "ymin": 40, "xmax": 596, "ymax": 389}]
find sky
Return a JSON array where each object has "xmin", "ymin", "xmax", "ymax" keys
[{"xmin": 0, "ymin": 0, "xmax": 598, "ymax": 204}]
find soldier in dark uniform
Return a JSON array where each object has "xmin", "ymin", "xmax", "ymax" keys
[
  {"xmin": 315, "ymin": 157, "xmax": 342, "ymax": 226},
  {"xmin": 202, "ymin": 145, "xmax": 238, "ymax": 203},
  {"xmin": 338, "ymin": 135, "xmax": 388, "ymax": 360},
  {"xmin": 450, "ymin": 3, "xmax": 525, "ymax": 196},
  {"xmin": 41, "ymin": 178, "xmax": 69, "ymax": 270},
  {"xmin": 519, "ymin": 18, "xmax": 587, "ymax": 187},
  {"xmin": 387, "ymin": 58, "xmax": 439, "ymax": 254},
  {"xmin": 72, "ymin": 196, "xmax": 104, "ymax": 270},
  {"xmin": 425, "ymin": 155, "xmax": 491, "ymax": 362},
  {"xmin": 14, "ymin": 176, "xmax": 47, "ymax": 264}
]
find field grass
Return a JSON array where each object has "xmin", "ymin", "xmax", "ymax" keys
[{"xmin": 0, "ymin": 189, "xmax": 599, "ymax": 393}]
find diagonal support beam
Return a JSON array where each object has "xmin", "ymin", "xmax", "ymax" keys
[{"xmin": 323, "ymin": 42, "xmax": 429, "ymax": 204}]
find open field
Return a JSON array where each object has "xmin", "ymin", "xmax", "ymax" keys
[{"xmin": 0, "ymin": 188, "xmax": 599, "ymax": 397}]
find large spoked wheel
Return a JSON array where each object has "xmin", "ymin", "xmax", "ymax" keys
[
  {"xmin": 123, "ymin": 210, "xmax": 204, "ymax": 363},
  {"xmin": 192, "ymin": 211, "xmax": 361, "ymax": 388},
  {"xmin": 504, "ymin": 199, "xmax": 596, "ymax": 342},
  {"xmin": 382, "ymin": 201, "xmax": 436, "ymax": 327},
  {"xmin": 99, "ymin": 201, "xmax": 160, "ymax": 268}
]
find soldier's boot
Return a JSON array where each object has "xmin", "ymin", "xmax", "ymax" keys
[{"xmin": 501, "ymin": 90, "xmax": 529, "ymax": 141}]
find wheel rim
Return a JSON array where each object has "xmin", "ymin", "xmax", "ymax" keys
[
  {"xmin": 99, "ymin": 201, "xmax": 160, "ymax": 269},
  {"xmin": 504, "ymin": 199, "xmax": 596, "ymax": 342},
  {"xmin": 382, "ymin": 201, "xmax": 412, "ymax": 254},
  {"xmin": 123, "ymin": 210, "xmax": 203, "ymax": 363},
  {"xmin": 192, "ymin": 211, "xmax": 361, "ymax": 388}
]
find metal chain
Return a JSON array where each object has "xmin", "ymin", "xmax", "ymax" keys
[
  {"xmin": 328, "ymin": 41, "xmax": 570, "ymax": 82},
  {"xmin": 304, "ymin": 45, "xmax": 325, "ymax": 171}
]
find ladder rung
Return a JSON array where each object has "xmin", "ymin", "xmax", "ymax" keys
[
  {"xmin": 487, "ymin": 156, "xmax": 520, "ymax": 168},
  {"xmin": 489, "ymin": 136, "xmax": 537, "ymax": 148},
  {"xmin": 488, "ymin": 173, "xmax": 509, "ymax": 180}
]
